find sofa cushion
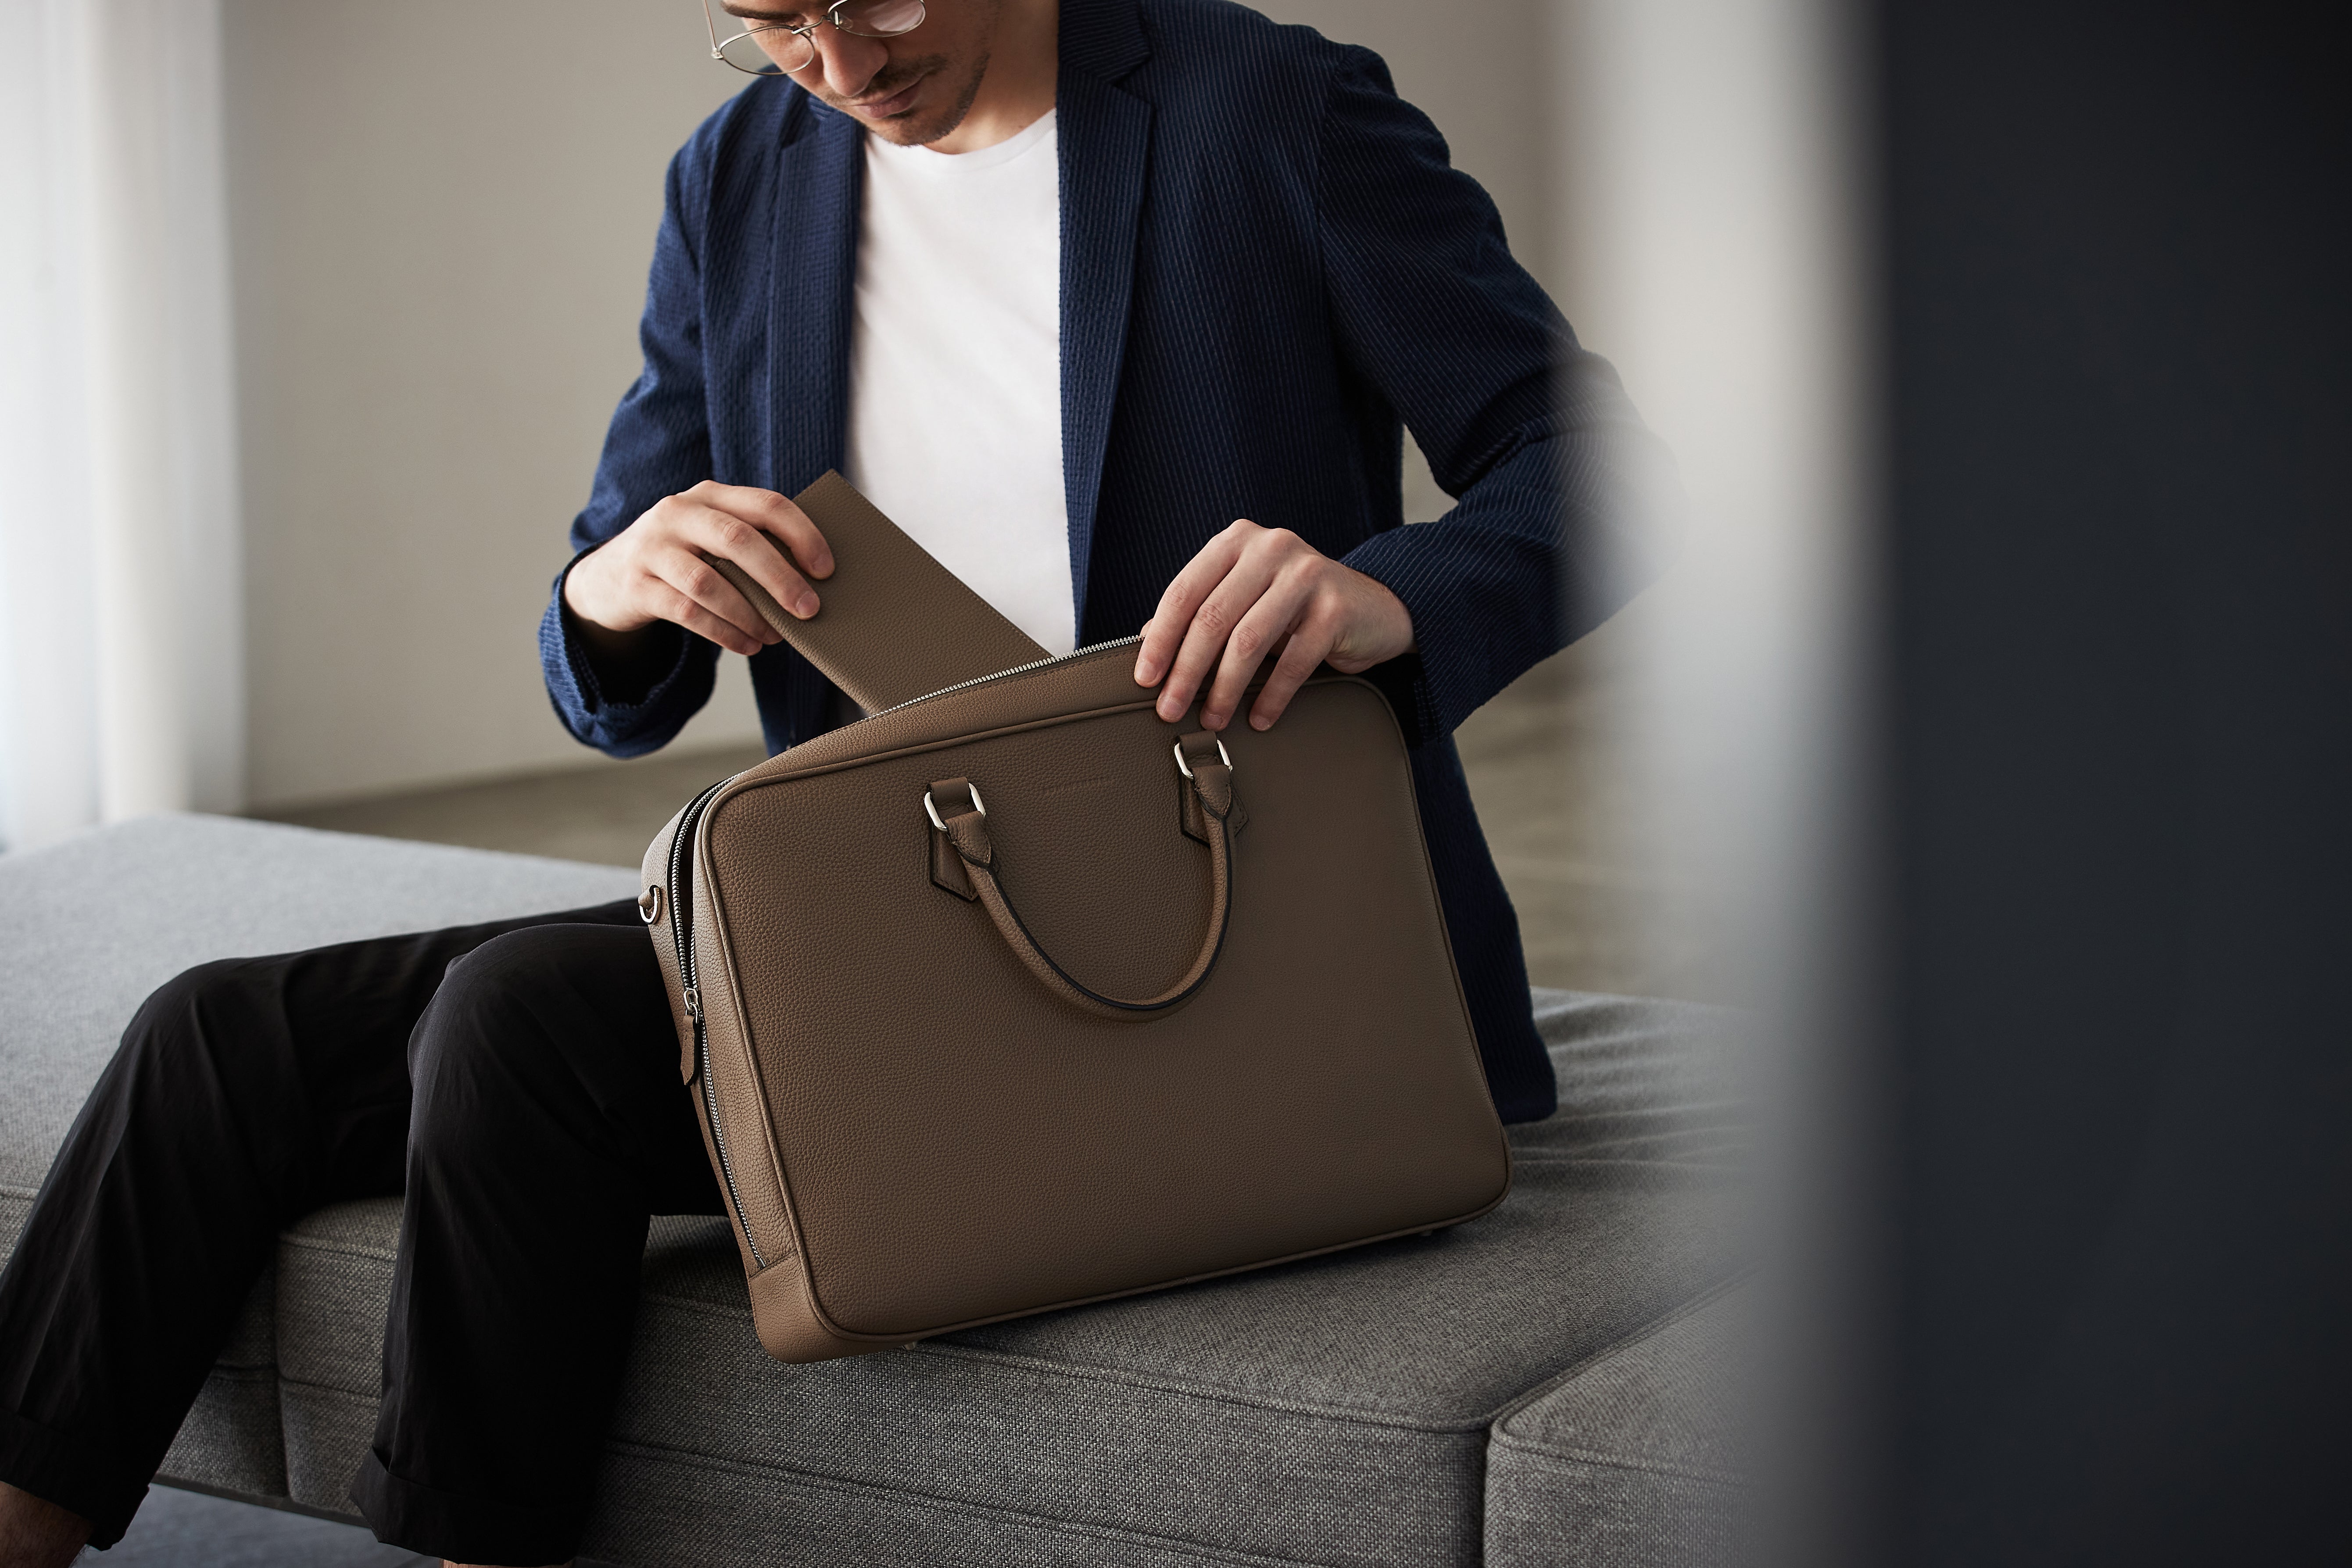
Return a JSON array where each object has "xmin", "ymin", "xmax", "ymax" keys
[
  {"xmin": 0, "ymin": 815, "xmax": 636, "ymax": 1510},
  {"xmin": 271, "ymin": 995, "xmax": 1753, "ymax": 1567},
  {"xmin": 1483, "ymin": 1279, "xmax": 1755, "ymax": 1568},
  {"xmin": 0, "ymin": 815, "xmax": 638, "ymax": 1198},
  {"xmin": 1, "ymin": 816, "xmax": 1752, "ymax": 1566}
]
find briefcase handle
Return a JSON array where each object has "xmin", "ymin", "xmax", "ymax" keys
[{"xmin": 924, "ymin": 734, "xmax": 1237, "ymax": 1017}]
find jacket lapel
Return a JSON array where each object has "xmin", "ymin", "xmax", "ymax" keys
[
  {"xmin": 771, "ymin": 95, "xmax": 865, "ymax": 490},
  {"xmin": 1057, "ymin": 0, "xmax": 1153, "ymax": 636}
]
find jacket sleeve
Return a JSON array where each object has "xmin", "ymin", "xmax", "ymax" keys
[
  {"xmin": 538, "ymin": 140, "xmax": 724, "ymax": 759},
  {"xmin": 1316, "ymin": 47, "xmax": 1678, "ymax": 745}
]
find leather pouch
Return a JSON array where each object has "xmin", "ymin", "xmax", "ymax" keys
[{"xmin": 642, "ymin": 473, "xmax": 1509, "ymax": 1362}]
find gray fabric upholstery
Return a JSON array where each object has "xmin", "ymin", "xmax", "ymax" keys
[
  {"xmin": 0, "ymin": 816, "xmax": 636, "ymax": 1519},
  {"xmin": 1, "ymin": 816, "xmax": 1752, "ymax": 1566},
  {"xmin": 155, "ymin": 1271, "xmax": 288, "ymax": 1500},
  {"xmin": 279, "ymin": 1159, "xmax": 1741, "ymax": 1565},
  {"xmin": 0, "ymin": 815, "xmax": 637, "ymax": 1196},
  {"xmin": 1484, "ymin": 1282, "xmax": 1755, "ymax": 1568}
]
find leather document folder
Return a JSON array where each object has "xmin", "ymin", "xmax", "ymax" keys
[{"xmin": 709, "ymin": 469, "xmax": 1051, "ymax": 714}]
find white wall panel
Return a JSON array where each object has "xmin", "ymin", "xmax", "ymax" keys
[{"xmin": 229, "ymin": 0, "xmax": 751, "ymax": 807}]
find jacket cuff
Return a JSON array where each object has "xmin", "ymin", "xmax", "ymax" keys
[
  {"xmin": 1354, "ymin": 649, "xmax": 1443, "ymax": 752},
  {"xmin": 539, "ymin": 551, "xmax": 696, "ymax": 755},
  {"xmin": 1342, "ymin": 529, "xmax": 1507, "ymax": 746}
]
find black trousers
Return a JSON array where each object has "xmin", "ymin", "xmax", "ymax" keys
[{"xmin": 0, "ymin": 900, "xmax": 723, "ymax": 1563}]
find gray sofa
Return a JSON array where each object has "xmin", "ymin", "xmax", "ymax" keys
[{"xmin": 1, "ymin": 816, "xmax": 1750, "ymax": 1566}]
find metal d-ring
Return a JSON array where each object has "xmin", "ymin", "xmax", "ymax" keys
[
  {"xmin": 1172, "ymin": 736, "xmax": 1233, "ymax": 780},
  {"xmin": 923, "ymin": 781, "xmax": 986, "ymax": 831}
]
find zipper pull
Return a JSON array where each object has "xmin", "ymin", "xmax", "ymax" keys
[{"xmin": 682, "ymin": 986, "xmax": 702, "ymax": 1021}]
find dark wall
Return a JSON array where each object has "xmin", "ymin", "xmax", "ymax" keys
[{"xmin": 1879, "ymin": 3, "xmax": 2350, "ymax": 1561}]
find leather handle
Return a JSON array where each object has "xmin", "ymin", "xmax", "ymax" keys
[{"xmin": 927, "ymin": 736, "xmax": 1237, "ymax": 1017}]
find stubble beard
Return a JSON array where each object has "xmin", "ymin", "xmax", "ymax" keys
[{"xmin": 825, "ymin": 44, "xmax": 993, "ymax": 147}]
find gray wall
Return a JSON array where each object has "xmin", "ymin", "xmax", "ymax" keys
[
  {"xmin": 226, "ymin": 0, "xmax": 1562, "ymax": 808},
  {"xmin": 227, "ymin": 0, "xmax": 749, "ymax": 807}
]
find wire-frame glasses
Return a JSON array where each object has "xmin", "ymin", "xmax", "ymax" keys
[{"xmin": 702, "ymin": 0, "xmax": 928, "ymax": 76}]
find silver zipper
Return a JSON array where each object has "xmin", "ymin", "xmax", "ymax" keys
[{"xmin": 668, "ymin": 778, "xmax": 765, "ymax": 1270}]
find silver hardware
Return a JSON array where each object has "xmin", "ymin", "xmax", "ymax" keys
[
  {"xmin": 682, "ymin": 986, "xmax": 702, "ymax": 1021},
  {"xmin": 638, "ymin": 886, "xmax": 662, "ymax": 925},
  {"xmin": 872, "ymin": 634, "xmax": 1142, "ymax": 722},
  {"xmin": 1172, "ymin": 736, "xmax": 1233, "ymax": 779},
  {"xmin": 922, "ymin": 781, "xmax": 985, "ymax": 831}
]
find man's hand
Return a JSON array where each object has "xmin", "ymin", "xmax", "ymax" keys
[
  {"xmin": 1134, "ymin": 520, "xmax": 1415, "ymax": 732},
  {"xmin": 562, "ymin": 481, "xmax": 834, "ymax": 659}
]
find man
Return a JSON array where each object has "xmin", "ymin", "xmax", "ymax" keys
[{"xmin": 0, "ymin": 0, "xmax": 1664, "ymax": 1562}]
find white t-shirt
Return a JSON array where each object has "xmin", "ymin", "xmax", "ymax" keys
[{"xmin": 842, "ymin": 110, "xmax": 1073, "ymax": 656}]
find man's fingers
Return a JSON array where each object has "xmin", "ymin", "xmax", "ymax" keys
[
  {"xmin": 749, "ymin": 494, "xmax": 835, "ymax": 581},
  {"xmin": 1199, "ymin": 575, "xmax": 1314, "ymax": 729},
  {"xmin": 655, "ymin": 586, "xmax": 764, "ymax": 656},
  {"xmin": 690, "ymin": 482, "xmax": 835, "ymax": 581},
  {"xmin": 1157, "ymin": 555, "xmax": 1282, "ymax": 722},
  {"xmin": 652, "ymin": 548, "xmax": 772, "ymax": 654},
  {"xmin": 1135, "ymin": 530, "xmax": 1247, "ymax": 688},
  {"xmin": 653, "ymin": 589, "xmax": 765, "ymax": 657},
  {"xmin": 1249, "ymin": 613, "xmax": 1336, "ymax": 730},
  {"xmin": 682, "ymin": 505, "xmax": 819, "ymax": 621}
]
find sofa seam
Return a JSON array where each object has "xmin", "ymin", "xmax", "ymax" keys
[
  {"xmin": 626, "ymin": 1291, "xmax": 1602, "ymax": 1437},
  {"xmin": 1482, "ymin": 1269, "xmax": 1758, "ymax": 1433},
  {"xmin": 274, "ymin": 1233, "xmax": 396, "ymax": 1264},
  {"xmin": 854, "ymin": 1336, "xmax": 1501, "ymax": 1435},
  {"xmin": 276, "ymin": 1376, "xmax": 379, "ymax": 1408},
  {"xmin": 285, "ymin": 1291, "xmax": 1504, "ymax": 1442},
  {"xmin": 598, "ymin": 1435, "xmax": 1409, "ymax": 1568},
  {"xmin": 1489, "ymin": 1440, "xmax": 1746, "ymax": 1493},
  {"xmin": 647, "ymin": 1289, "xmax": 1507, "ymax": 1434}
]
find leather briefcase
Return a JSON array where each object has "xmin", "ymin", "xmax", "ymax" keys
[{"xmin": 639, "ymin": 473, "xmax": 1509, "ymax": 1362}]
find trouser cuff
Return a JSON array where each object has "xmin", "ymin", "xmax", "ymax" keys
[
  {"xmin": 350, "ymin": 1445, "xmax": 584, "ymax": 1565},
  {"xmin": 0, "ymin": 1403, "xmax": 147, "ymax": 1550}
]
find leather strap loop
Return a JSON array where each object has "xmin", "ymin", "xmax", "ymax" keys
[{"xmin": 926, "ymin": 742, "xmax": 1235, "ymax": 1017}]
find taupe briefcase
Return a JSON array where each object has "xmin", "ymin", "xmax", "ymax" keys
[{"xmin": 639, "ymin": 474, "xmax": 1509, "ymax": 1363}]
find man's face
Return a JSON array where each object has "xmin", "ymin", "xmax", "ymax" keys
[{"xmin": 725, "ymin": 0, "xmax": 1004, "ymax": 147}]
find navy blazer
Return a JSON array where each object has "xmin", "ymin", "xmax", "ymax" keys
[{"xmin": 539, "ymin": 0, "xmax": 1668, "ymax": 1123}]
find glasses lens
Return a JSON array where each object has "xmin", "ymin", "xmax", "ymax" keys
[
  {"xmin": 834, "ymin": 0, "xmax": 926, "ymax": 38},
  {"xmin": 716, "ymin": 26, "xmax": 805, "ymax": 74}
]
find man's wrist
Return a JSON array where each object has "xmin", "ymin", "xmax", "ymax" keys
[
  {"xmin": 559, "ymin": 551, "xmax": 676, "ymax": 704},
  {"xmin": 1346, "ymin": 563, "xmax": 1418, "ymax": 662},
  {"xmin": 569, "ymin": 610, "xmax": 655, "ymax": 661}
]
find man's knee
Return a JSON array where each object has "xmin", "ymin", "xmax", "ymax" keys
[
  {"xmin": 408, "ymin": 926, "xmax": 645, "ymax": 1125},
  {"xmin": 112, "ymin": 957, "xmax": 275, "ymax": 1084},
  {"xmin": 419, "ymin": 927, "xmax": 607, "ymax": 1042},
  {"xmin": 51, "ymin": 959, "xmax": 303, "ymax": 1174}
]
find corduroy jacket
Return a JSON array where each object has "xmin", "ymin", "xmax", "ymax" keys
[{"xmin": 539, "ymin": 0, "xmax": 1669, "ymax": 1123}]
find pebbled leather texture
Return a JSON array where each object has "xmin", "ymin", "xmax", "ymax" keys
[
  {"xmin": 929, "ymin": 750, "xmax": 1237, "ymax": 1018},
  {"xmin": 642, "ymin": 488, "xmax": 1509, "ymax": 1364},
  {"xmin": 709, "ymin": 470, "xmax": 1050, "ymax": 715}
]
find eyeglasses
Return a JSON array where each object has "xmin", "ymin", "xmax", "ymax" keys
[{"xmin": 701, "ymin": 0, "xmax": 928, "ymax": 76}]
